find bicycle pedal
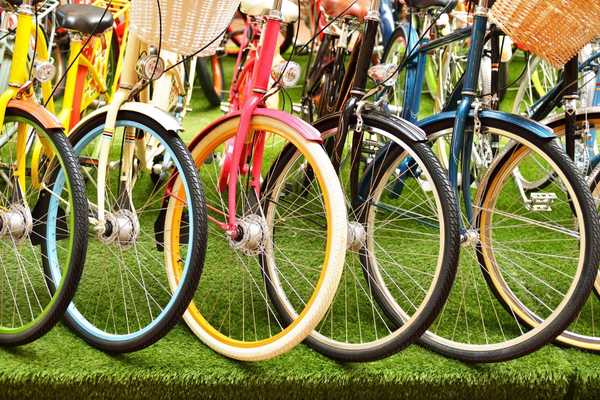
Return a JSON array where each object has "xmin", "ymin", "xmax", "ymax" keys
[{"xmin": 526, "ymin": 192, "xmax": 558, "ymax": 212}]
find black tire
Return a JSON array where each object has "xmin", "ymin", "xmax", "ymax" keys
[
  {"xmin": 279, "ymin": 22, "xmax": 296, "ymax": 55},
  {"xmin": 415, "ymin": 116, "xmax": 600, "ymax": 362},
  {"xmin": 56, "ymin": 110, "xmax": 207, "ymax": 352},
  {"xmin": 3, "ymin": 108, "xmax": 87, "ymax": 345},
  {"xmin": 197, "ymin": 56, "xmax": 224, "ymax": 108},
  {"xmin": 263, "ymin": 112, "xmax": 460, "ymax": 361}
]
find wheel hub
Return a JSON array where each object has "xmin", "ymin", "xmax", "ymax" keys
[
  {"xmin": 460, "ymin": 229, "xmax": 480, "ymax": 247},
  {"xmin": 98, "ymin": 210, "xmax": 140, "ymax": 249},
  {"xmin": 347, "ymin": 221, "xmax": 367, "ymax": 252},
  {"xmin": 0, "ymin": 204, "xmax": 33, "ymax": 243},
  {"xmin": 228, "ymin": 214, "xmax": 268, "ymax": 256}
]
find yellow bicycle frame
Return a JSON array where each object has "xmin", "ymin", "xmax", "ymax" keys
[
  {"xmin": 31, "ymin": 0, "xmax": 129, "ymax": 185},
  {"xmin": 0, "ymin": 6, "xmax": 56, "ymax": 197},
  {"xmin": 38, "ymin": 0, "xmax": 130, "ymax": 132}
]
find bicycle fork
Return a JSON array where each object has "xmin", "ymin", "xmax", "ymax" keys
[
  {"xmin": 223, "ymin": 11, "xmax": 281, "ymax": 238},
  {"xmin": 448, "ymin": 0, "xmax": 488, "ymax": 238}
]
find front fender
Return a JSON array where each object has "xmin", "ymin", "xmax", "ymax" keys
[
  {"xmin": 542, "ymin": 106, "xmax": 600, "ymax": 128},
  {"xmin": 71, "ymin": 102, "xmax": 182, "ymax": 134},
  {"xmin": 418, "ymin": 110, "xmax": 555, "ymax": 140},
  {"xmin": 187, "ymin": 108, "xmax": 322, "ymax": 151},
  {"xmin": 313, "ymin": 110, "xmax": 427, "ymax": 142},
  {"xmin": 8, "ymin": 99, "xmax": 62, "ymax": 131}
]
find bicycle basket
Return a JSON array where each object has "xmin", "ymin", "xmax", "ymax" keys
[
  {"xmin": 490, "ymin": 0, "xmax": 600, "ymax": 67},
  {"xmin": 130, "ymin": 0, "xmax": 240, "ymax": 56}
]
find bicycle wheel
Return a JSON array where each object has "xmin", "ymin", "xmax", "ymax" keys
[
  {"xmin": 263, "ymin": 113, "xmax": 460, "ymax": 361},
  {"xmin": 0, "ymin": 107, "xmax": 87, "ymax": 345},
  {"xmin": 532, "ymin": 118, "xmax": 600, "ymax": 353},
  {"xmin": 512, "ymin": 56, "xmax": 559, "ymax": 117},
  {"xmin": 395, "ymin": 117, "xmax": 599, "ymax": 362},
  {"xmin": 46, "ymin": 110, "xmax": 207, "ymax": 352},
  {"xmin": 166, "ymin": 114, "xmax": 346, "ymax": 361},
  {"xmin": 588, "ymin": 165, "xmax": 600, "ymax": 301}
]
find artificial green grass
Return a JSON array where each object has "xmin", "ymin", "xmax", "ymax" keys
[
  {"xmin": 1, "ymin": 53, "xmax": 598, "ymax": 399},
  {"xmin": 0, "ymin": 321, "xmax": 598, "ymax": 399}
]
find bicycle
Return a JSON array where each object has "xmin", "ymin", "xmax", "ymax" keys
[
  {"xmin": 41, "ymin": 0, "xmax": 129, "ymax": 131},
  {"xmin": 510, "ymin": 45, "xmax": 600, "ymax": 187},
  {"xmin": 495, "ymin": 42, "xmax": 600, "ymax": 352},
  {"xmin": 163, "ymin": 0, "xmax": 349, "ymax": 361},
  {"xmin": 266, "ymin": 0, "xmax": 462, "ymax": 362},
  {"xmin": 42, "ymin": 4, "xmax": 208, "ymax": 352},
  {"xmin": 378, "ymin": 0, "xmax": 600, "ymax": 362},
  {"xmin": 0, "ymin": 0, "xmax": 88, "ymax": 345},
  {"xmin": 197, "ymin": 6, "xmax": 298, "ymax": 109}
]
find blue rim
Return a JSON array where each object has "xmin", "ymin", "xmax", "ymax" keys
[{"xmin": 47, "ymin": 119, "xmax": 195, "ymax": 343}]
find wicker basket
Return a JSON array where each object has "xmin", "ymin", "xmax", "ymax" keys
[
  {"xmin": 490, "ymin": 0, "xmax": 600, "ymax": 67},
  {"xmin": 130, "ymin": 0, "xmax": 240, "ymax": 56}
]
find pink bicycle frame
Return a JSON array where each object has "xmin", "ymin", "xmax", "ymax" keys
[{"xmin": 222, "ymin": 11, "xmax": 284, "ymax": 236}]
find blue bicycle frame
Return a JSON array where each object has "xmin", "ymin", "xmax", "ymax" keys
[
  {"xmin": 394, "ymin": 1, "xmax": 528, "ymax": 226},
  {"xmin": 379, "ymin": 0, "xmax": 396, "ymax": 44}
]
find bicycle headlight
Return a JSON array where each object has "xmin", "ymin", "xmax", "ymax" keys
[
  {"xmin": 367, "ymin": 63, "xmax": 398, "ymax": 86},
  {"xmin": 272, "ymin": 60, "xmax": 301, "ymax": 88},
  {"xmin": 136, "ymin": 53, "xmax": 165, "ymax": 81},
  {"xmin": 33, "ymin": 61, "xmax": 56, "ymax": 83}
]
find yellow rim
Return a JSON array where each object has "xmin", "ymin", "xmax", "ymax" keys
[
  {"xmin": 168, "ymin": 115, "xmax": 334, "ymax": 348},
  {"xmin": 478, "ymin": 139, "xmax": 587, "ymax": 347}
]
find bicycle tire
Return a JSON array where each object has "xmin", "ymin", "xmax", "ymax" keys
[
  {"xmin": 265, "ymin": 112, "xmax": 460, "ymax": 361},
  {"xmin": 410, "ymin": 116, "xmax": 599, "ymax": 362},
  {"xmin": 3, "ymin": 107, "xmax": 87, "ymax": 345},
  {"xmin": 47, "ymin": 109, "xmax": 206, "ymax": 352},
  {"xmin": 166, "ymin": 113, "xmax": 347, "ymax": 361}
]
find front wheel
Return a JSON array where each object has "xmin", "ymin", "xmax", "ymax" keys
[
  {"xmin": 47, "ymin": 110, "xmax": 207, "ymax": 352},
  {"xmin": 265, "ymin": 114, "xmax": 461, "ymax": 362},
  {"xmin": 1, "ymin": 108, "xmax": 88, "ymax": 345},
  {"xmin": 413, "ymin": 118, "xmax": 600, "ymax": 362},
  {"xmin": 167, "ymin": 114, "xmax": 347, "ymax": 361}
]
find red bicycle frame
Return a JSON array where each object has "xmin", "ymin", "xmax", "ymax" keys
[{"xmin": 220, "ymin": 12, "xmax": 284, "ymax": 237}]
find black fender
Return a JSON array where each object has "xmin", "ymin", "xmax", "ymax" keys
[{"xmin": 313, "ymin": 110, "xmax": 427, "ymax": 143}]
